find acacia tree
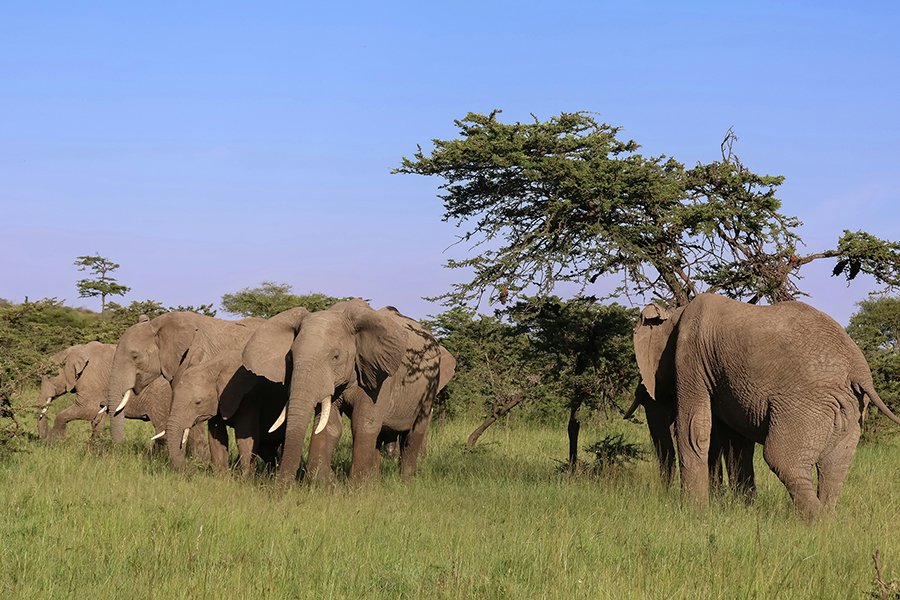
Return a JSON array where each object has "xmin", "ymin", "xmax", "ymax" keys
[
  {"xmin": 396, "ymin": 111, "xmax": 900, "ymax": 308},
  {"xmin": 74, "ymin": 254, "xmax": 130, "ymax": 311},
  {"xmin": 221, "ymin": 282, "xmax": 351, "ymax": 318}
]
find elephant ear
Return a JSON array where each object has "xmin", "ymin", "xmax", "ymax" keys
[
  {"xmin": 242, "ymin": 307, "xmax": 309, "ymax": 383},
  {"xmin": 50, "ymin": 347, "xmax": 70, "ymax": 365},
  {"xmin": 633, "ymin": 304, "xmax": 677, "ymax": 401},
  {"xmin": 217, "ymin": 364, "xmax": 260, "ymax": 420},
  {"xmin": 337, "ymin": 301, "xmax": 406, "ymax": 392},
  {"xmin": 63, "ymin": 346, "xmax": 90, "ymax": 391},
  {"xmin": 437, "ymin": 346, "xmax": 457, "ymax": 392},
  {"xmin": 152, "ymin": 314, "xmax": 201, "ymax": 381}
]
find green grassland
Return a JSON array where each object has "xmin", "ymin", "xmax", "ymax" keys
[{"xmin": 2, "ymin": 392, "xmax": 898, "ymax": 599}]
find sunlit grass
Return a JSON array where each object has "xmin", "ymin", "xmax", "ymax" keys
[{"xmin": 2, "ymin": 392, "xmax": 898, "ymax": 598}]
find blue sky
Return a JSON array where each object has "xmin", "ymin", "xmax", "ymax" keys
[{"xmin": 1, "ymin": 2, "xmax": 898, "ymax": 323}]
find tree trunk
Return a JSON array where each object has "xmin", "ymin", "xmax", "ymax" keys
[
  {"xmin": 466, "ymin": 391, "xmax": 524, "ymax": 449},
  {"xmin": 567, "ymin": 403, "xmax": 581, "ymax": 472}
]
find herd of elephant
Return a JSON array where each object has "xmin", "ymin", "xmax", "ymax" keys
[
  {"xmin": 37, "ymin": 293, "xmax": 900, "ymax": 519},
  {"xmin": 39, "ymin": 299, "xmax": 457, "ymax": 484}
]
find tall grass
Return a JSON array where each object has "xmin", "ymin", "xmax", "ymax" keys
[{"xmin": 2, "ymin": 393, "xmax": 898, "ymax": 599}]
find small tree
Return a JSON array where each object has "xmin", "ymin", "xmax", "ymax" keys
[
  {"xmin": 74, "ymin": 254, "xmax": 130, "ymax": 311},
  {"xmin": 221, "ymin": 282, "xmax": 351, "ymax": 318}
]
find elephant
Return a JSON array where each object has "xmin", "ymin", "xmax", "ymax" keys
[
  {"xmin": 241, "ymin": 299, "xmax": 454, "ymax": 484},
  {"xmin": 37, "ymin": 341, "xmax": 174, "ymax": 442},
  {"xmin": 634, "ymin": 292, "xmax": 900, "ymax": 518},
  {"xmin": 165, "ymin": 346, "xmax": 288, "ymax": 476},
  {"xmin": 102, "ymin": 312, "xmax": 260, "ymax": 444}
]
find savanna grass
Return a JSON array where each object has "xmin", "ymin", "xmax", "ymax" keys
[{"xmin": 1, "ymin": 392, "xmax": 898, "ymax": 599}]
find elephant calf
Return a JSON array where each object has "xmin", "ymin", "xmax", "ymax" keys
[
  {"xmin": 634, "ymin": 293, "xmax": 900, "ymax": 519},
  {"xmin": 166, "ymin": 348, "xmax": 287, "ymax": 475}
]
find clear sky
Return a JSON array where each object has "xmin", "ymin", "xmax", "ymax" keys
[{"xmin": 1, "ymin": 2, "xmax": 898, "ymax": 323}]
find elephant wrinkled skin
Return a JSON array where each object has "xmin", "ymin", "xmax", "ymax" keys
[{"xmin": 634, "ymin": 293, "xmax": 900, "ymax": 518}]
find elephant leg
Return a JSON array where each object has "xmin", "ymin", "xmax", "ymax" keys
[
  {"xmin": 207, "ymin": 417, "xmax": 230, "ymax": 474},
  {"xmin": 643, "ymin": 396, "xmax": 676, "ymax": 488},
  {"xmin": 232, "ymin": 409, "xmax": 259, "ymax": 478},
  {"xmin": 724, "ymin": 430, "xmax": 756, "ymax": 501},
  {"xmin": 49, "ymin": 404, "xmax": 98, "ymax": 442},
  {"xmin": 89, "ymin": 408, "xmax": 106, "ymax": 440},
  {"xmin": 674, "ymin": 385, "xmax": 713, "ymax": 508},
  {"xmin": 399, "ymin": 409, "xmax": 433, "ymax": 481},
  {"xmin": 816, "ymin": 415, "xmax": 861, "ymax": 512},
  {"xmin": 307, "ymin": 406, "xmax": 342, "ymax": 484},
  {"xmin": 348, "ymin": 395, "xmax": 382, "ymax": 483},
  {"xmin": 762, "ymin": 405, "xmax": 827, "ymax": 519},
  {"xmin": 708, "ymin": 419, "xmax": 727, "ymax": 497}
]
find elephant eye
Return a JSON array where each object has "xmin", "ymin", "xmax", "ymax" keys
[{"xmin": 331, "ymin": 351, "xmax": 340, "ymax": 361}]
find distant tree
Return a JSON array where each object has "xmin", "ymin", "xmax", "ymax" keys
[
  {"xmin": 396, "ymin": 111, "xmax": 900, "ymax": 308},
  {"xmin": 74, "ymin": 254, "xmax": 130, "ymax": 311},
  {"xmin": 221, "ymin": 282, "xmax": 351, "ymax": 318},
  {"xmin": 847, "ymin": 296, "xmax": 900, "ymax": 419}
]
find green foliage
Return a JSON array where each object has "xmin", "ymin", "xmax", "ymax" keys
[
  {"xmin": 832, "ymin": 231, "xmax": 900, "ymax": 288},
  {"xmin": 423, "ymin": 307, "xmax": 533, "ymax": 420},
  {"xmin": 74, "ymin": 254, "xmax": 131, "ymax": 311},
  {"xmin": 221, "ymin": 281, "xmax": 350, "ymax": 318},
  {"xmin": 847, "ymin": 296, "xmax": 900, "ymax": 418},
  {"xmin": 397, "ymin": 111, "xmax": 900, "ymax": 307},
  {"xmin": 425, "ymin": 298, "xmax": 638, "ymax": 423},
  {"xmin": 582, "ymin": 433, "xmax": 646, "ymax": 473},
  {"xmin": 505, "ymin": 296, "xmax": 638, "ymax": 413}
]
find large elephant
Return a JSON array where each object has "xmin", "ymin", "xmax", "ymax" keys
[
  {"xmin": 37, "ymin": 341, "xmax": 173, "ymax": 442},
  {"xmin": 241, "ymin": 300, "xmax": 451, "ymax": 484},
  {"xmin": 634, "ymin": 293, "xmax": 900, "ymax": 518},
  {"xmin": 165, "ymin": 347, "xmax": 287, "ymax": 475},
  {"xmin": 102, "ymin": 312, "xmax": 259, "ymax": 444}
]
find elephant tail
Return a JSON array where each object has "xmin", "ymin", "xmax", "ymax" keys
[{"xmin": 853, "ymin": 381, "xmax": 900, "ymax": 426}]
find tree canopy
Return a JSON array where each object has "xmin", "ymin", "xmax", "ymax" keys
[
  {"xmin": 74, "ymin": 254, "xmax": 130, "ymax": 311},
  {"xmin": 396, "ymin": 111, "xmax": 900, "ymax": 307},
  {"xmin": 220, "ymin": 282, "xmax": 351, "ymax": 318}
]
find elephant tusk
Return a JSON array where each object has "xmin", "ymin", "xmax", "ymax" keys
[
  {"xmin": 268, "ymin": 406, "xmax": 287, "ymax": 433},
  {"xmin": 114, "ymin": 389, "xmax": 133, "ymax": 415},
  {"xmin": 150, "ymin": 431, "xmax": 165, "ymax": 441},
  {"xmin": 97, "ymin": 406, "xmax": 108, "ymax": 415},
  {"xmin": 43, "ymin": 397, "xmax": 53, "ymax": 407},
  {"xmin": 181, "ymin": 428, "xmax": 190, "ymax": 449},
  {"xmin": 314, "ymin": 398, "xmax": 332, "ymax": 435}
]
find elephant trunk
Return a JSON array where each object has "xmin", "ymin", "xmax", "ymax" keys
[
  {"xmin": 277, "ymin": 365, "xmax": 333, "ymax": 484},
  {"xmin": 105, "ymin": 367, "xmax": 136, "ymax": 444},
  {"xmin": 165, "ymin": 414, "xmax": 192, "ymax": 471}
]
